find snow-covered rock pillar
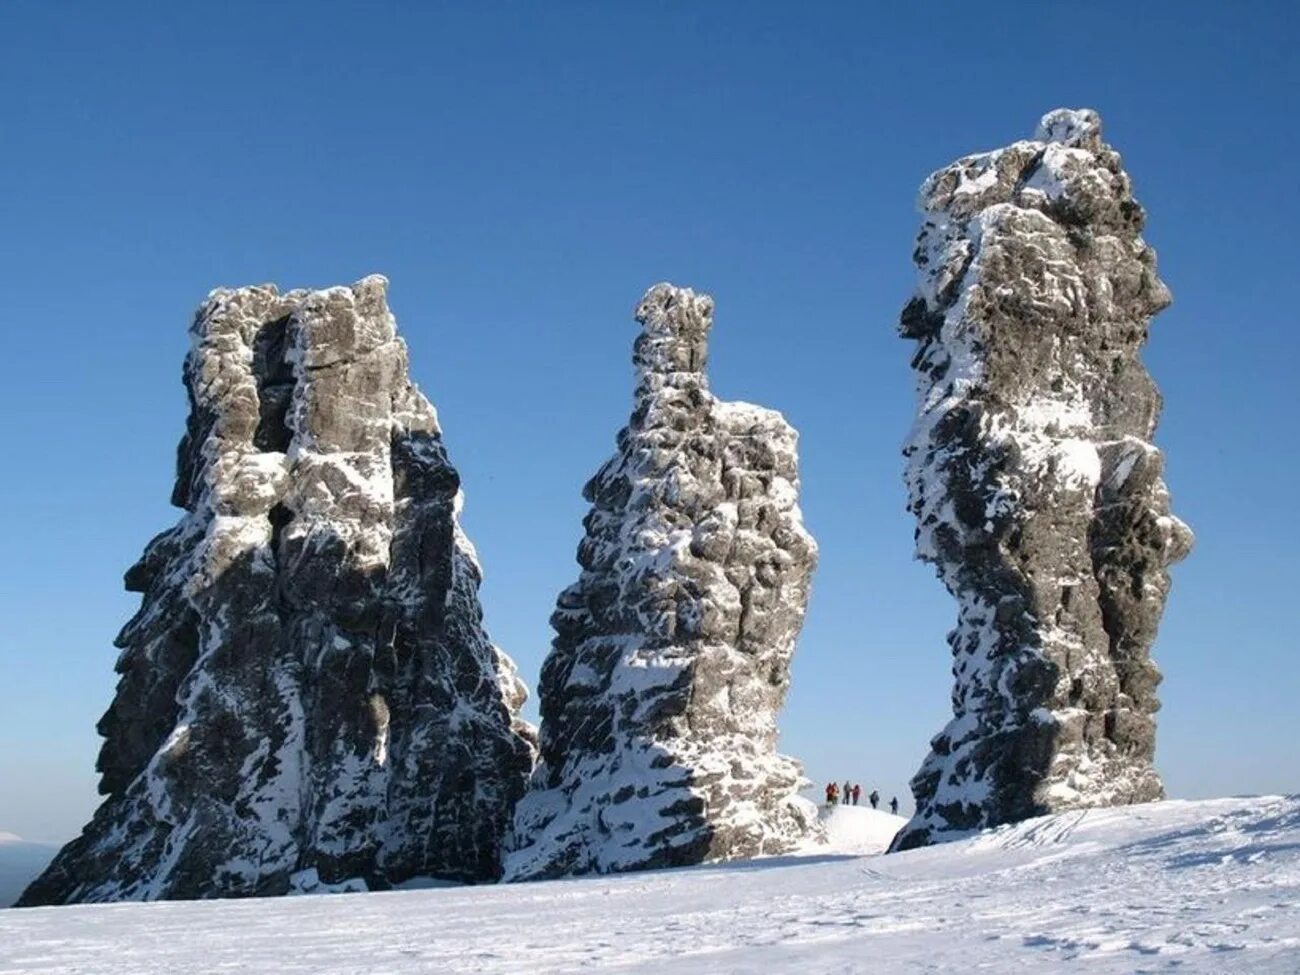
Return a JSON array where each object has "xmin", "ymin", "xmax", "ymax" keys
[
  {"xmin": 891, "ymin": 111, "xmax": 1193, "ymax": 851},
  {"xmin": 504, "ymin": 283, "xmax": 819, "ymax": 879},
  {"xmin": 20, "ymin": 276, "xmax": 536, "ymax": 904}
]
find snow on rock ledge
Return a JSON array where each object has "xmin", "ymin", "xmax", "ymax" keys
[
  {"xmin": 891, "ymin": 111, "xmax": 1193, "ymax": 851},
  {"xmin": 20, "ymin": 277, "xmax": 536, "ymax": 905},
  {"xmin": 504, "ymin": 283, "xmax": 819, "ymax": 880}
]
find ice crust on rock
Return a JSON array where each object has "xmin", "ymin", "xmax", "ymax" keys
[
  {"xmin": 891, "ymin": 111, "xmax": 1193, "ymax": 851},
  {"xmin": 20, "ymin": 276, "xmax": 536, "ymax": 905},
  {"xmin": 503, "ymin": 283, "xmax": 819, "ymax": 880}
]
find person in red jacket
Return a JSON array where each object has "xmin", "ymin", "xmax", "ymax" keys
[{"xmin": 825, "ymin": 781, "xmax": 839, "ymax": 806}]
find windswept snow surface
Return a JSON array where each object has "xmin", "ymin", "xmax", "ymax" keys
[{"xmin": 3, "ymin": 797, "xmax": 1298, "ymax": 973}]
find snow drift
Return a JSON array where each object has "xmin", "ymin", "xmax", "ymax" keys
[{"xmin": 810, "ymin": 805, "xmax": 906, "ymax": 856}]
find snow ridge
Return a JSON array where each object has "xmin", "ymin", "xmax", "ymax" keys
[
  {"xmin": 504, "ymin": 283, "xmax": 819, "ymax": 880},
  {"xmin": 20, "ymin": 277, "xmax": 536, "ymax": 905},
  {"xmin": 892, "ymin": 110, "xmax": 1193, "ymax": 850}
]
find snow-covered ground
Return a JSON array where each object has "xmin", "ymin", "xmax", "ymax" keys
[
  {"xmin": 807, "ymin": 803, "xmax": 906, "ymax": 855},
  {"xmin": 0, "ymin": 834, "xmax": 56, "ymax": 909},
  {"xmin": 3, "ymin": 796, "xmax": 1298, "ymax": 973}
]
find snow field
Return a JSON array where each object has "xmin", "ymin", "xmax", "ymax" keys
[{"xmin": 3, "ymin": 795, "xmax": 1297, "ymax": 973}]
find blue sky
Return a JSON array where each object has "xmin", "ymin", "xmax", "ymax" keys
[{"xmin": 1, "ymin": 2, "xmax": 1296, "ymax": 841}]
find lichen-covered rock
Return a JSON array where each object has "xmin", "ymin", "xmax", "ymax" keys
[
  {"xmin": 504, "ymin": 284, "xmax": 819, "ymax": 880},
  {"xmin": 20, "ymin": 276, "xmax": 536, "ymax": 904},
  {"xmin": 890, "ymin": 110, "xmax": 1193, "ymax": 851}
]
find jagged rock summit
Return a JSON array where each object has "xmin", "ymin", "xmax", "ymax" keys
[
  {"xmin": 504, "ymin": 284, "xmax": 819, "ymax": 880},
  {"xmin": 891, "ymin": 110, "xmax": 1193, "ymax": 851},
  {"xmin": 21, "ymin": 276, "xmax": 536, "ymax": 905}
]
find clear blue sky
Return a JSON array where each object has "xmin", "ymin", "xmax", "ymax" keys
[{"xmin": 1, "ymin": 2, "xmax": 1296, "ymax": 841}]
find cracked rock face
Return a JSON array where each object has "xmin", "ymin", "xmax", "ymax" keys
[
  {"xmin": 891, "ymin": 110, "xmax": 1193, "ymax": 851},
  {"xmin": 21, "ymin": 276, "xmax": 536, "ymax": 904},
  {"xmin": 501, "ymin": 284, "xmax": 816, "ymax": 883},
  {"xmin": 504, "ymin": 284, "xmax": 819, "ymax": 880}
]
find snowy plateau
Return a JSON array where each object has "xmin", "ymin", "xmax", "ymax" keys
[{"xmin": 3, "ymin": 797, "xmax": 1299, "ymax": 973}]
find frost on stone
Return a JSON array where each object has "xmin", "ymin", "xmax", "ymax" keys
[
  {"xmin": 503, "ymin": 283, "xmax": 819, "ymax": 880},
  {"xmin": 890, "ymin": 110, "xmax": 1194, "ymax": 851},
  {"xmin": 20, "ymin": 276, "xmax": 536, "ymax": 905}
]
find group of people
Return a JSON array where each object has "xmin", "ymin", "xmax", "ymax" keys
[{"xmin": 824, "ymin": 781, "xmax": 899, "ymax": 816}]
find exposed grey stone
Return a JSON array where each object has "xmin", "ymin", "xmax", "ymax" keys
[
  {"xmin": 504, "ymin": 283, "xmax": 819, "ymax": 880},
  {"xmin": 891, "ymin": 110, "xmax": 1193, "ymax": 851},
  {"xmin": 20, "ymin": 276, "xmax": 536, "ymax": 904}
]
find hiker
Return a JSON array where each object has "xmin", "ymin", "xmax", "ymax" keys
[
  {"xmin": 825, "ymin": 781, "xmax": 838, "ymax": 806},
  {"xmin": 842, "ymin": 780, "xmax": 851, "ymax": 805},
  {"xmin": 851, "ymin": 784, "xmax": 861, "ymax": 806},
  {"xmin": 869, "ymin": 789, "xmax": 880, "ymax": 809},
  {"xmin": 890, "ymin": 796, "xmax": 899, "ymax": 815}
]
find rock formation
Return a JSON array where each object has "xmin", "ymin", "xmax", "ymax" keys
[
  {"xmin": 21, "ymin": 276, "xmax": 536, "ymax": 904},
  {"xmin": 504, "ymin": 284, "xmax": 819, "ymax": 880},
  {"xmin": 891, "ymin": 110, "xmax": 1193, "ymax": 851}
]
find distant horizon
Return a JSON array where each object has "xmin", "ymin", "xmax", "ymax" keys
[{"xmin": 2, "ymin": 1, "xmax": 1297, "ymax": 842}]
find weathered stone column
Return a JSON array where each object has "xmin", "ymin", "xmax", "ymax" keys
[
  {"xmin": 891, "ymin": 111, "xmax": 1193, "ymax": 851},
  {"xmin": 21, "ymin": 276, "xmax": 535, "ymax": 904},
  {"xmin": 505, "ymin": 283, "xmax": 819, "ymax": 879}
]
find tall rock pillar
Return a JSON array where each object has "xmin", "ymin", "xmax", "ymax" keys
[
  {"xmin": 505, "ymin": 283, "xmax": 818, "ymax": 879},
  {"xmin": 21, "ymin": 276, "xmax": 535, "ymax": 904},
  {"xmin": 892, "ymin": 111, "xmax": 1193, "ymax": 851}
]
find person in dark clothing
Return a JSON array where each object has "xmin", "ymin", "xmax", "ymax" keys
[
  {"xmin": 826, "ymin": 781, "xmax": 838, "ymax": 807},
  {"xmin": 851, "ymin": 784, "xmax": 861, "ymax": 806},
  {"xmin": 869, "ymin": 789, "xmax": 880, "ymax": 809},
  {"xmin": 842, "ymin": 780, "xmax": 851, "ymax": 805},
  {"xmin": 890, "ymin": 796, "xmax": 899, "ymax": 815}
]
